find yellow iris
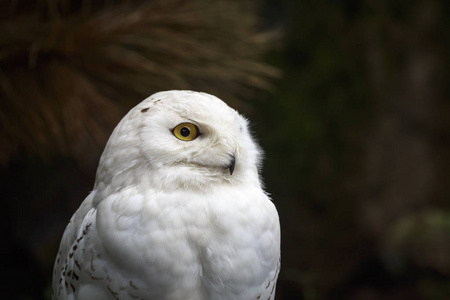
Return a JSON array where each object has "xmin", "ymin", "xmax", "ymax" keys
[{"xmin": 172, "ymin": 123, "xmax": 199, "ymax": 141}]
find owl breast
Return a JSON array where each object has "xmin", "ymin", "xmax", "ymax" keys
[{"xmin": 95, "ymin": 183, "xmax": 280, "ymax": 300}]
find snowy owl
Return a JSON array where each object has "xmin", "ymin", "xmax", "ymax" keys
[{"xmin": 52, "ymin": 90, "xmax": 281, "ymax": 300}]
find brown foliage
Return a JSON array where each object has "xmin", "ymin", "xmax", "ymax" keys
[{"xmin": 0, "ymin": 0, "xmax": 279, "ymax": 166}]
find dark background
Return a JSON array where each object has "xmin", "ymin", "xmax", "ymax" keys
[{"xmin": 1, "ymin": 0, "xmax": 450, "ymax": 299}]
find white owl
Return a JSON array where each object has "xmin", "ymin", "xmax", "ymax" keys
[{"xmin": 52, "ymin": 90, "xmax": 281, "ymax": 300}]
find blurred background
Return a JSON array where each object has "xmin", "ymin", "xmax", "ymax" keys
[{"xmin": 1, "ymin": 0, "xmax": 450, "ymax": 299}]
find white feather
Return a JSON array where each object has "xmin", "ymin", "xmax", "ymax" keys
[{"xmin": 52, "ymin": 90, "xmax": 280, "ymax": 300}]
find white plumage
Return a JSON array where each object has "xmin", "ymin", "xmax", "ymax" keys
[{"xmin": 52, "ymin": 90, "xmax": 280, "ymax": 300}]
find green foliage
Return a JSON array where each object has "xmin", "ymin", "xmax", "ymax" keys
[
  {"xmin": 258, "ymin": 0, "xmax": 370, "ymax": 203},
  {"xmin": 386, "ymin": 210, "xmax": 450, "ymax": 274},
  {"xmin": 255, "ymin": 0, "xmax": 450, "ymax": 299}
]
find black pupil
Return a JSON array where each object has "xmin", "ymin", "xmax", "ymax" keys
[{"xmin": 180, "ymin": 127, "xmax": 191, "ymax": 137}]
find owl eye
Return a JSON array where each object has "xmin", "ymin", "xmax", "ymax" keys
[{"xmin": 172, "ymin": 123, "xmax": 199, "ymax": 141}]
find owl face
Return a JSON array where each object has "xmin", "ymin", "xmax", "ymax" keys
[{"xmin": 97, "ymin": 91, "xmax": 261, "ymax": 192}]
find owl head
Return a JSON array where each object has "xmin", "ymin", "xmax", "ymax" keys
[{"xmin": 95, "ymin": 91, "xmax": 263, "ymax": 192}]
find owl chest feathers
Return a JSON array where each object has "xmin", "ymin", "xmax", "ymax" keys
[{"xmin": 93, "ymin": 183, "xmax": 280, "ymax": 295}]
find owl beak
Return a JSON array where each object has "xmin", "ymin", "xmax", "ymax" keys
[{"xmin": 228, "ymin": 154, "xmax": 236, "ymax": 175}]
